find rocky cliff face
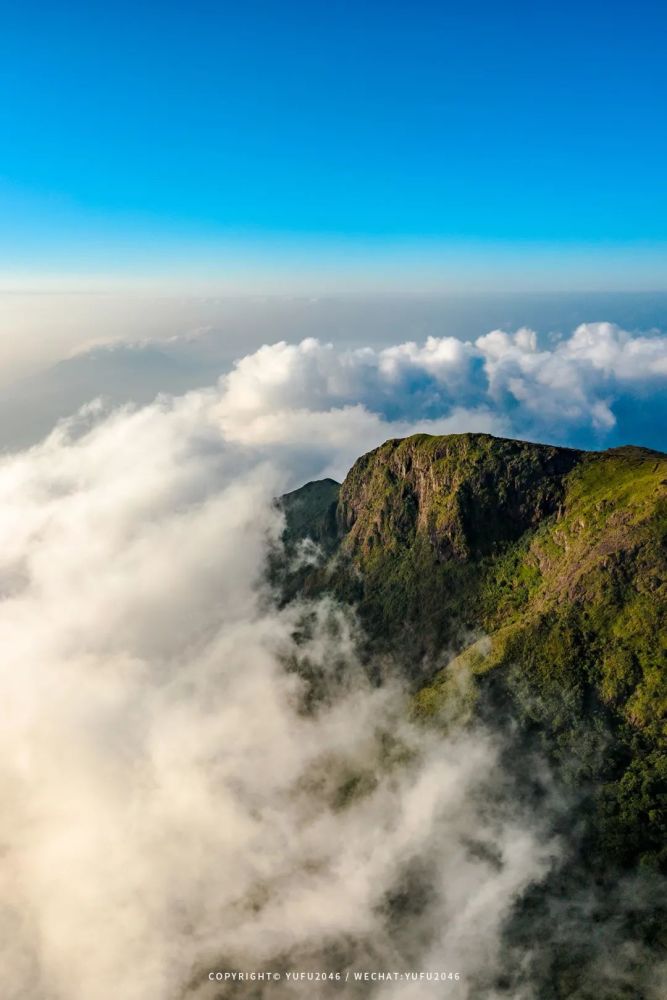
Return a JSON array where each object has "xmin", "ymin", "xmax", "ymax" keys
[{"xmin": 337, "ymin": 433, "xmax": 581, "ymax": 563}]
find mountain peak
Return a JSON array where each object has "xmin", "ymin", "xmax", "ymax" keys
[{"xmin": 339, "ymin": 432, "xmax": 583, "ymax": 563}]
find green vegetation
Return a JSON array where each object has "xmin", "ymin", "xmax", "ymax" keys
[
  {"xmin": 278, "ymin": 477, "xmax": 340, "ymax": 554},
  {"xmin": 281, "ymin": 433, "xmax": 666, "ymax": 881}
]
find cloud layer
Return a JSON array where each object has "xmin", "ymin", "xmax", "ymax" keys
[
  {"xmin": 0, "ymin": 389, "xmax": 556, "ymax": 1000},
  {"xmin": 2, "ymin": 319, "xmax": 666, "ymax": 460},
  {"xmin": 212, "ymin": 322, "xmax": 666, "ymax": 478}
]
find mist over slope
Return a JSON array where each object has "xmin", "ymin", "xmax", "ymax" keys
[
  {"xmin": 0, "ymin": 324, "xmax": 664, "ymax": 999},
  {"xmin": 281, "ymin": 432, "xmax": 667, "ymax": 997},
  {"xmin": 0, "ymin": 401, "xmax": 568, "ymax": 1000}
]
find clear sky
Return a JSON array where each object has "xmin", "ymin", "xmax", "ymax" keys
[{"xmin": 1, "ymin": 0, "xmax": 666, "ymax": 290}]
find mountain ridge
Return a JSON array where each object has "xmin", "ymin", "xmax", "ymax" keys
[{"xmin": 279, "ymin": 432, "xmax": 666, "ymax": 877}]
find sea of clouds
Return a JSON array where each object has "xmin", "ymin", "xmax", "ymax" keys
[
  {"xmin": 210, "ymin": 321, "xmax": 667, "ymax": 475},
  {"xmin": 1, "ymin": 320, "xmax": 666, "ymax": 457},
  {"xmin": 0, "ymin": 321, "xmax": 665, "ymax": 999}
]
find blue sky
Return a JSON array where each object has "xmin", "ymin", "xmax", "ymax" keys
[{"xmin": 1, "ymin": 0, "xmax": 666, "ymax": 288}]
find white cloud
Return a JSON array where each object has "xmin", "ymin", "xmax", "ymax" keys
[
  {"xmin": 1, "ymin": 310, "xmax": 665, "ymax": 455},
  {"xmin": 0, "ymin": 389, "xmax": 556, "ymax": 1000},
  {"xmin": 474, "ymin": 322, "xmax": 667, "ymax": 441},
  {"xmin": 212, "ymin": 323, "xmax": 667, "ymax": 468}
]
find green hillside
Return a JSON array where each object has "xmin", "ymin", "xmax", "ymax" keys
[
  {"xmin": 280, "ymin": 434, "xmax": 667, "ymax": 1000},
  {"xmin": 279, "ymin": 432, "xmax": 667, "ymax": 993}
]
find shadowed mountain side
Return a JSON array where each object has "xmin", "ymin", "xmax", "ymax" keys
[{"xmin": 279, "ymin": 478, "xmax": 340, "ymax": 554}]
